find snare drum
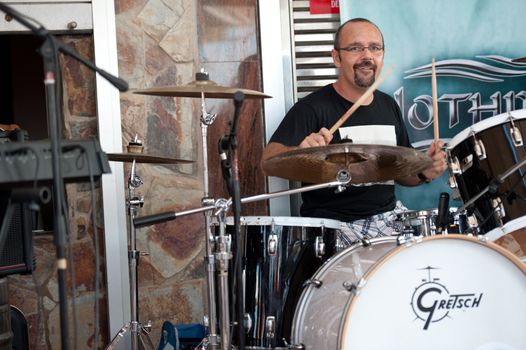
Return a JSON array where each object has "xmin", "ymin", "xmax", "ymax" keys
[
  {"xmin": 447, "ymin": 109, "xmax": 526, "ymax": 234},
  {"xmin": 215, "ymin": 216, "xmax": 342, "ymax": 348},
  {"xmin": 397, "ymin": 208, "xmax": 468, "ymax": 236},
  {"xmin": 291, "ymin": 235, "xmax": 526, "ymax": 349}
]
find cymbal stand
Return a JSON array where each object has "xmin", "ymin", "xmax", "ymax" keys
[
  {"xmin": 213, "ymin": 199, "xmax": 232, "ymax": 350},
  {"xmin": 199, "ymin": 80, "xmax": 221, "ymax": 349},
  {"xmin": 106, "ymin": 158, "xmax": 154, "ymax": 350}
]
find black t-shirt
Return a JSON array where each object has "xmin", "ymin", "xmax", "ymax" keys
[{"xmin": 269, "ymin": 84, "xmax": 411, "ymax": 222}]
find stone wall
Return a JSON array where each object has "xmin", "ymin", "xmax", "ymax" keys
[
  {"xmin": 7, "ymin": 35, "xmax": 108, "ymax": 349},
  {"xmin": 115, "ymin": 0, "xmax": 266, "ymax": 346}
]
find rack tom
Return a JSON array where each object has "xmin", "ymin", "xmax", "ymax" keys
[{"xmin": 447, "ymin": 109, "xmax": 526, "ymax": 243}]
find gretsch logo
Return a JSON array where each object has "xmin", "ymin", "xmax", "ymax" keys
[{"xmin": 410, "ymin": 266, "xmax": 483, "ymax": 330}]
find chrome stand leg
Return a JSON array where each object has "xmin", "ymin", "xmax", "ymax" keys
[{"xmin": 106, "ymin": 149, "xmax": 154, "ymax": 350}]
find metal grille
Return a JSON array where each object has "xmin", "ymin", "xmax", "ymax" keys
[{"xmin": 291, "ymin": 0, "xmax": 340, "ymax": 100}]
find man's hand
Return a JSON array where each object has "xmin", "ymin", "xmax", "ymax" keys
[
  {"xmin": 421, "ymin": 140, "xmax": 448, "ymax": 181},
  {"xmin": 299, "ymin": 127, "xmax": 333, "ymax": 148}
]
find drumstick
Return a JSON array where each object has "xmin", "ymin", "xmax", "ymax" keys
[
  {"xmin": 329, "ymin": 65, "xmax": 395, "ymax": 135},
  {"xmin": 431, "ymin": 58, "xmax": 439, "ymax": 152}
]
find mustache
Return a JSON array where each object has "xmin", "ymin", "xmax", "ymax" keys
[{"xmin": 354, "ymin": 60, "xmax": 377, "ymax": 70}]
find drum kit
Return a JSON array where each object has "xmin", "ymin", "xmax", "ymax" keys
[{"xmin": 104, "ymin": 72, "xmax": 526, "ymax": 350}]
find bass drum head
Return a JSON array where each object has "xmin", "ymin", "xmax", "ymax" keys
[
  {"xmin": 339, "ymin": 235, "xmax": 526, "ymax": 350},
  {"xmin": 291, "ymin": 236, "xmax": 398, "ymax": 349}
]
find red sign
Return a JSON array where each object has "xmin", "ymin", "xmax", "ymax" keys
[{"xmin": 310, "ymin": 0, "xmax": 340, "ymax": 14}]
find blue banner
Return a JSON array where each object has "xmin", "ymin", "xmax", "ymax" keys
[{"xmin": 341, "ymin": 0, "xmax": 526, "ymax": 209}]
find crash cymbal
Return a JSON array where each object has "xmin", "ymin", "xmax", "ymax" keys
[
  {"xmin": 107, "ymin": 153, "xmax": 194, "ymax": 164},
  {"xmin": 262, "ymin": 144, "xmax": 433, "ymax": 184},
  {"xmin": 133, "ymin": 79, "xmax": 271, "ymax": 99}
]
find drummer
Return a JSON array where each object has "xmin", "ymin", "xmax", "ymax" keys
[{"xmin": 262, "ymin": 18, "xmax": 447, "ymax": 246}]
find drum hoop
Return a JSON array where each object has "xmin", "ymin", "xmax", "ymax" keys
[
  {"xmin": 218, "ymin": 216, "xmax": 343, "ymax": 230},
  {"xmin": 446, "ymin": 109, "xmax": 526, "ymax": 150},
  {"xmin": 337, "ymin": 234, "xmax": 526, "ymax": 349},
  {"xmin": 291, "ymin": 236, "xmax": 398, "ymax": 343}
]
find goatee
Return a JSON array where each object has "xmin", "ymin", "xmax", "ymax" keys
[{"xmin": 353, "ymin": 60, "xmax": 377, "ymax": 88}]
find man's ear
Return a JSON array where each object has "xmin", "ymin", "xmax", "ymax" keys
[{"xmin": 332, "ymin": 49, "xmax": 341, "ymax": 68}]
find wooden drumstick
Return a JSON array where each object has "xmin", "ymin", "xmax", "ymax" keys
[
  {"xmin": 329, "ymin": 65, "xmax": 395, "ymax": 135},
  {"xmin": 431, "ymin": 58, "xmax": 439, "ymax": 151}
]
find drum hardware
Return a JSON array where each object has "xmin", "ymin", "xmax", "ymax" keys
[
  {"xmin": 133, "ymin": 177, "xmax": 351, "ymax": 229},
  {"xmin": 335, "ymin": 170, "xmax": 351, "ymax": 193},
  {"xmin": 133, "ymin": 174, "xmax": 349, "ymax": 349},
  {"xmin": 262, "ymin": 143, "xmax": 433, "ymax": 184},
  {"xmin": 448, "ymin": 156, "xmax": 462, "ymax": 175},
  {"xmin": 509, "ymin": 117, "xmax": 523, "ymax": 146},
  {"xmin": 472, "ymin": 136, "xmax": 486, "ymax": 159},
  {"xmin": 106, "ymin": 139, "xmax": 155, "ymax": 350},
  {"xmin": 342, "ymin": 280, "xmax": 362, "ymax": 294},
  {"xmin": 302, "ymin": 279, "xmax": 323, "ymax": 288},
  {"xmin": 315, "ymin": 235, "xmax": 325, "ymax": 257},
  {"xmin": 214, "ymin": 203, "xmax": 233, "ymax": 350},
  {"xmin": 265, "ymin": 316, "xmax": 276, "ymax": 343},
  {"xmin": 268, "ymin": 233, "xmax": 278, "ymax": 255},
  {"xmin": 492, "ymin": 197, "xmax": 505, "ymax": 223},
  {"xmin": 282, "ymin": 339, "xmax": 305, "ymax": 350}
]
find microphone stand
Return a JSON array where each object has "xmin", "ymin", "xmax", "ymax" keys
[
  {"xmin": 218, "ymin": 91, "xmax": 245, "ymax": 350},
  {"xmin": 0, "ymin": 3, "xmax": 128, "ymax": 349}
]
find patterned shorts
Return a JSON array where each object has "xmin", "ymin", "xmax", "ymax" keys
[{"xmin": 337, "ymin": 201, "xmax": 408, "ymax": 248}]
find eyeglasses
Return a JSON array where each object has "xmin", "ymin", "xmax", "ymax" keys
[{"xmin": 336, "ymin": 45, "xmax": 384, "ymax": 55}]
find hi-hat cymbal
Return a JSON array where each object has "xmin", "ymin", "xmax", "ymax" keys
[
  {"xmin": 132, "ymin": 79, "xmax": 271, "ymax": 99},
  {"xmin": 107, "ymin": 153, "xmax": 194, "ymax": 164},
  {"xmin": 262, "ymin": 144, "xmax": 432, "ymax": 184}
]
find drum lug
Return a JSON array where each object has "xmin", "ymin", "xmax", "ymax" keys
[
  {"xmin": 467, "ymin": 215, "xmax": 479, "ymax": 233},
  {"xmin": 268, "ymin": 234, "xmax": 278, "ymax": 255},
  {"xmin": 343, "ymin": 278, "xmax": 365, "ymax": 295},
  {"xmin": 315, "ymin": 236, "xmax": 325, "ymax": 258},
  {"xmin": 265, "ymin": 316, "xmax": 276, "ymax": 343},
  {"xmin": 449, "ymin": 156, "xmax": 462, "ymax": 175},
  {"xmin": 447, "ymin": 175, "xmax": 462, "ymax": 200},
  {"xmin": 492, "ymin": 198, "xmax": 506, "ymax": 223},
  {"xmin": 447, "ymin": 174, "xmax": 457, "ymax": 189},
  {"xmin": 243, "ymin": 313, "xmax": 252, "ymax": 333},
  {"xmin": 459, "ymin": 154, "xmax": 474, "ymax": 173},
  {"xmin": 282, "ymin": 338, "xmax": 305, "ymax": 350},
  {"xmin": 473, "ymin": 138, "xmax": 486, "ymax": 160},
  {"xmin": 302, "ymin": 279, "xmax": 323, "ymax": 288},
  {"xmin": 509, "ymin": 117, "xmax": 523, "ymax": 146}
]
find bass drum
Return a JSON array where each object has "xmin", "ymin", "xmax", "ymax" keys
[{"xmin": 291, "ymin": 235, "xmax": 526, "ymax": 350}]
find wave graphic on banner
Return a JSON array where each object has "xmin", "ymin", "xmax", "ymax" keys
[{"xmin": 404, "ymin": 56, "xmax": 526, "ymax": 82}]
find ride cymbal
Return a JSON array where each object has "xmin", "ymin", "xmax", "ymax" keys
[
  {"xmin": 133, "ymin": 79, "xmax": 271, "ymax": 99},
  {"xmin": 262, "ymin": 144, "xmax": 432, "ymax": 184},
  {"xmin": 107, "ymin": 153, "xmax": 194, "ymax": 164}
]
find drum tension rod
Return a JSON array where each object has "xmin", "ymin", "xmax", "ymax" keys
[{"xmin": 342, "ymin": 281, "xmax": 359, "ymax": 294}]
